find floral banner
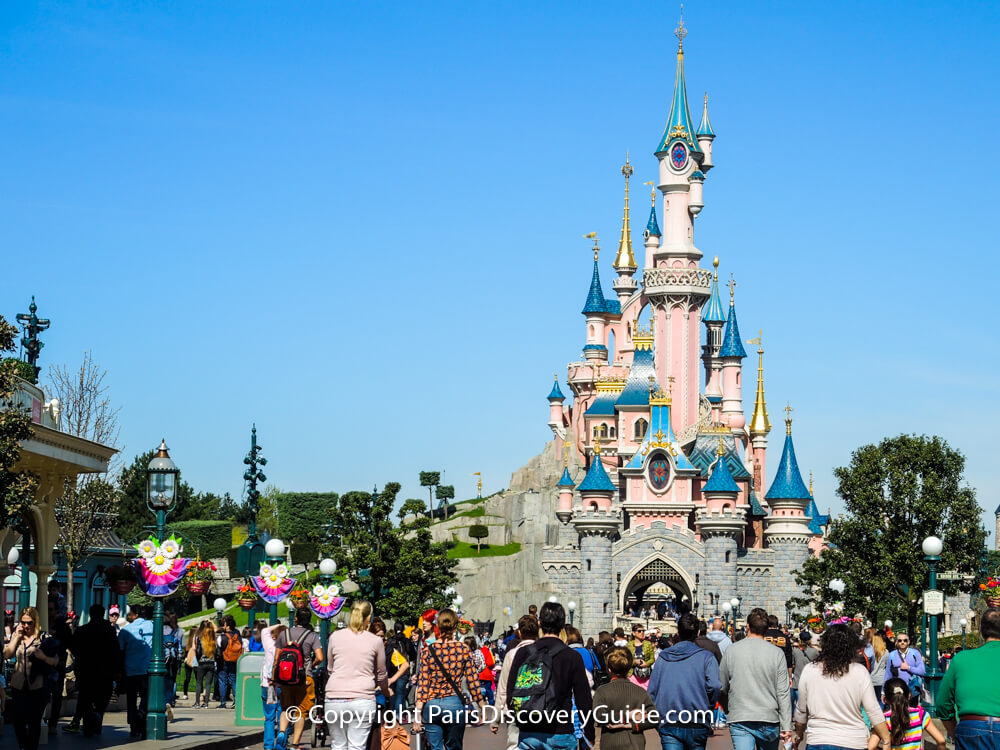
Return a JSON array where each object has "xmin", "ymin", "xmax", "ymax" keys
[
  {"xmin": 131, "ymin": 536, "xmax": 190, "ymax": 597},
  {"xmin": 308, "ymin": 583, "xmax": 346, "ymax": 619},
  {"xmin": 251, "ymin": 562, "xmax": 296, "ymax": 604}
]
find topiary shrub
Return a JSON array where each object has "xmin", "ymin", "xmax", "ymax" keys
[
  {"xmin": 168, "ymin": 520, "xmax": 233, "ymax": 559},
  {"xmin": 291, "ymin": 542, "xmax": 318, "ymax": 567},
  {"xmin": 468, "ymin": 524, "xmax": 489, "ymax": 553}
]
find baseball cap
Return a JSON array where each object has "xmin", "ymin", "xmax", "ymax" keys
[{"xmin": 108, "ymin": 605, "xmax": 120, "ymax": 616}]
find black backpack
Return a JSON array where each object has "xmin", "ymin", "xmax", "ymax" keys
[{"xmin": 510, "ymin": 642, "xmax": 559, "ymax": 715}]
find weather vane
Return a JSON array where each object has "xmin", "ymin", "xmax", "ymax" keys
[
  {"xmin": 675, "ymin": 4, "xmax": 687, "ymax": 47},
  {"xmin": 622, "ymin": 152, "xmax": 633, "ymax": 180},
  {"xmin": 728, "ymin": 274, "xmax": 737, "ymax": 303},
  {"xmin": 583, "ymin": 231, "xmax": 600, "ymax": 261}
]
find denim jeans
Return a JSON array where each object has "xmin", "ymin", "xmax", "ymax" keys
[
  {"xmin": 729, "ymin": 721, "xmax": 781, "ymax": 750},
  {"xmin": 391, "ymin": 676, "xmax": 410, "ymax": 712},
  {"xmin": 955, "ymin": 718, "xmax": 1000, "ymax": 750},
  {"xmin": 658, "ymin": 723, "xmax": 710, "ymax": 750},
  {"xmin": 262, "ymin": 686, "xmax": 281, "ymax": 750},
  {"xmin": 218, "ymin": 668, "xmax": 236, "ymax": 706},
  {"xmin": 423, "ymin": 696, "xmax": 469, "ymax": 750},
  {"xmin": 518, "ymin": 731, "xmax": 579, "ymax": 750}
]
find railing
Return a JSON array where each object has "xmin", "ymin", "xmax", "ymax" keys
[{"xmin": 642, "ymin": 267, "xmax": 713, "ymax": 294}]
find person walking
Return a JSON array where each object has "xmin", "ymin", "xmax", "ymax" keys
[
  {"xmin": 194, "ymin": 620, "xmax": 217, "ymax": 709},
  {"xmin": 790, "ymin": 632, "xmax": 817, "ymax": 714},
  {"xmin": 217, "ymin": 614, "xmax": 242, "ymax": 709},
  {"xmin": 322, "ymin": 600, "xmax": 388, "ymax": 750},
  {"xmin": 260, "ymin": 623, "xmax": 286, "ymax": 750},
  {"xmin": 718, "ymin": 608, "xmax": 793, "ymax": 750},
  {"xmin": 764, "ymin": 615, "xmax": 794, "ymax": 684},
  {"xmin": 118, "ymin": 604, "xmax": 153, "ymax": 739},
  {"xmin": 491, "ymin": 614, "xmax": 539, "ymax": 750},
  {"xmin": 275, "ymin": 607, "xmax": 324, "ymax": 750},
  {"xmin": 181, "ymin": 626, "xmax": 197, "ymax": 700},
  {"xmin": 505, "ymin": 601, "xmax": 595, "ymax": 750},
  {"xmin": 934, "ymin": 607, "xmax": 1000, "ymax": 749},
  {"xmin": 628, "ymin": 623, "xmax": 655, "ymax": 683},
  {"xmin": 875, "ymin": 677, "xmax": 946, "ymax": 750},
  {"xmin": 694, "ymin": 621, "xmax": 723, "ymax": 663},
  {"xmin": 414, "ymin": 608, "xmax": 485, "ymax": 750},
  {"xmin": 387, "ymin": 621, "xmax": 416, "ymax": 713},
  {"xmin": 885, "ymin": 632, "xmax": 925, "ymax": 707},
  {"xmin": 647, "ymin": 612, "xmax": 720, "ymax": 750},
  {"xmin": 707, "ymin": 617, "xmax": 733, "ymax": 656},
  {"xmin": 2, "ymin": 607, "xmax": 59, "ymax": 750},
  {"xmin": 565, "ymin": 626, "xmax": 598, "ymax": 688},
  {"xmin": 163, "ymin": 611, "xmax": 182, "ymax": 708},
  {"xmin": 866, "ymin": 631, "xmax": 889, "ymax": 709},
  {"xmin": 63, "ymin": 603, "xmax": 119, "ymax": 736},
  {"xmin": 592, "ymin": 646, "xmax": 659, "ymax": 750},
  {"xmin": 792, "ymin": 624, "xmax": 890, "ymax": 750}
]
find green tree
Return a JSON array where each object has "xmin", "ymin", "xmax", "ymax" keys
[
  {"xmin": 55, "ymin": 477, "xmax": 120, "ymax": 614},
  {"xmin": 330, "ymin": 482, "xmax": 456, "ymax": 622},
  {"xmin": 0, "ymin": 317, "xmax": 37, "ymax": 532},
  {"xmin": 419, "ymin": 471, "xmax": 440, "ymax": 518},
  {"xmin": 115, "ymin": 450, "xmax": 196, "ymax": 544},
  {"xmin": 276, "ymin": 492, "xmax": 338, "ymax": 544},
  {"xmin": 790, "ymin": 435, "xmax": 987, "ymax": 636},
  {"xmin": 468, "ymin": 524, "xmax": 488, "ymax": 553},
  {"xmin": 436, "ymin": 484, "xmax": 455, "ymax": 520},
  {"xmin": 257, "ymin": 484, "xmax": 280, "ymax": 537}
]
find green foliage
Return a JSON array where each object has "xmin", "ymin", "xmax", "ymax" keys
[
  {"xmin": 398, "ymin": 498, "xmax": 427, "ymax": 521},
  {"xmin": 3, "ymin": 357, "xmax": 36, "ymax": 383},
  {"xmin": 330, "ymin": 482, "xmax": 457, "ymax": 622},
  {"xmin": 449, "ymin": 506, "xmax": 485, "ymax": 520},
  {"xmin": 291, "ymin": 541, "xmax": 319, "ymax": 566},
  {"xmin": 276, "ymin": 492, "xmax": 338, "ymax": 544},
  {"xmin": 0, "ymin": 320, "xmax": 37, "ymax": 531},
  {"xmin": 419, "ymin": 472, "xmax": 440, "ymax": 488},
  {"xmin": 168, "ymin": 520, "xmax": 233, "ymax": 558},
  {"xmin": 937, "ymin": 632, "xmax": 983, "ymax": 651},
  {"xmin": 791, "ymin": 435, "xmax": 988, "ymax": 635},
  {"xmin": 257, "ymin": 485, "xmax": 280, "ymax": 536},
  {"xmin": 448, "ymin": 541, "xmax": 521, "ymax": 558},
  {"xmin": 468, "ymin": 523, "xmax": 489, "ymax": 552}
]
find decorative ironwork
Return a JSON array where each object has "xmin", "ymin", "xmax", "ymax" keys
[{"xmin": 16, "ymin": 296, "xmax": 50, "ymax": 383}]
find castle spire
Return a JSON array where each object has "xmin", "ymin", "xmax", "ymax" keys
[
  {"xmin": 697, "ymin": 92, "xmax": 715, "ymax": 138},
  {"xmin": 702, "ymin": 257, "xmax": 725, "ymax": 323},
  {"xmin": 748, "ymin": 330, "xmax": 771, "ymax": 435},
  {"xmin": 655, "ymin": 9, "xmax": 702, "ymax": 156},
  {"xmin": 643, "ymin": 181, "xmax": 661, "ymax": 237},
  {"xmin": 581, "ymin": 233, "xmax": 607, "ymax": 315},
  {"xmin": 764, "ymin": 406, "xmax": 811, "ymax": 501},
  {"xmin": 718, "ymin": 276, "xmax": 747, "ymax": 358},
  {"xmin": 614, "ymin": 154, "xmax": 636, "ymax": 269}
]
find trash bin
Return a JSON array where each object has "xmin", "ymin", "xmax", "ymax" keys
[{"xmin": 235, "ymin": 651, "xmax": 265, "ymax": 726}]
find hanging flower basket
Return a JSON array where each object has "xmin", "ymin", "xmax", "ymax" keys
[
  {"xmin": 289, "ymin": 586, "xmax": 311, "ymax": 609},
  {"xmin": 237, "ymin": 582, "xmax": 259, "ymax": 610},
  {"xmin": 980, "ymin": 576, "xmax": 1000, "ymax": 608},
  {"xmin": 186, "ymin": 580, "xmax": 211, "ymax": 595},
  {"xmin": 105, "ymin": 564, "xmax": 137, "ymax": 595},
  {"xmin": 183, "ymin": 558, "xmax": 216, "ymax": 596}
]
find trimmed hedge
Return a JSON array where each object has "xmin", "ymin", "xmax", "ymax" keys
[
  {"xmin": 168, "ymin": 520, "xmax": 233, "ymax": 559},
  {"xmin": 291, "ymin": 542, "xmax": 318, "ymax": 566},
  {"xmin": 276, "ymin": 492, "xmax": 338, "ymax": 543}
]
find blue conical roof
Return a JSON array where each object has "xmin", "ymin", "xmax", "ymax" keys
[
  {"xmin": 696, "ymin": 93, "xmax": 715, "ymax": 138},
  {"xmin": 646, "ymin": 204, "xmax": 661, "ymax": 237},
  {"xmin": 578, "ymin": 454, "xmax": 616, "ymax": 493},
  {"xmin": 765, "ymin": 430, "xmax": 811, "ymax": 500},
  {"xmin": 548, "ymin": 378, "xmax": 565, "ymax": 401},
  {"xmin": 719, "ymin": 301, "xmax": 747, "ymax": 358},
  {"xmin": 703, "ymin": 455, "xmax": 739, "ymax": 494},
  {"xmin": 806, "ymin": 496, "xmax": 830, "ymax": 534},
  {"xmin": 656, "ymin": 47, "xmax": 702, "ymax": 155},
  {"xmin": 702, "ymin": 273, "xmax": 725, "ymax": 324},
  {"xmin": 582, "ymin": 260, "xmax": 607, "ymax": 315},
  {"xmin": 557, "ymin": 467, "xmax": 575, "ymax": 488}
]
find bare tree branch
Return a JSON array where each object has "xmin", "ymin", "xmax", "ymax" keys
[{"xmin": 55, "ymin": 476, "xmax": 120, "ymax": 613}]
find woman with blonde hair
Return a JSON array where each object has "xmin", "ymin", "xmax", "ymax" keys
[
  {"xmin": 324, "ymin": 600, "xmax": 391, "ymax": 750},
  {"xmin": 193, "ymin": 620, "xmax": 217, "ymax": 708},
  {"xmin": 3, "ymin": 606, "xmax": 58, "ymax": 750},
  {"xmin": 867, "ymin": 630, "xmax": 889, "ymax": 707}
]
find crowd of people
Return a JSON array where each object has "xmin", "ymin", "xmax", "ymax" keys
[{"xmin": 2, "ymin": 594, "xmax": 998, "ymax": 750}]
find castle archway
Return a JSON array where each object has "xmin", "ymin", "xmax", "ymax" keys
[{"xmin": 618, "ymin": 554, "xmax": 695, "ymax": 629}]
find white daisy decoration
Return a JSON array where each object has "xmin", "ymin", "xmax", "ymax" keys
[
  {"xmin": 259, "ymin": 563, "xmax": 273, "ymax": 578},
  {"xmin": 137, "ymin": 540, "xmax": 157, "ymax": 559},
  {"xmin": 160, "ymin": 539, "xmax": 180, "ymax": 559},
  {"xmin": 275, "ymin": 564, "xmax": 289, "ymax": 579},
  {"xmin": 312, "ymin": 584, "xmax": 326, "ymax": 597},
  {"xmin": 148, "ymin": 552, "xmax": 174, "ymax": 575}
]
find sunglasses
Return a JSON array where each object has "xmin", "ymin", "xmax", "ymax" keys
[{"xmin": 21, "ymin": 620, "xmax": 33, "ymax": 626}]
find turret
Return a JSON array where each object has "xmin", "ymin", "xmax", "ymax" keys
[
  {"xmin": 696, "ymin": 92, "xmax": 715, "ymax": 172},
  {"xmin": 547, "ymin": 375, "xmax": 566, "ymax": 436},
  {"xmin": 642, "ymin": 183, "xmax": 660, "ymax": 270},
  {"xmin": 556, "ymin": 442, "xmax": 575, "ymax": 523},
  {"xmin": 581, "ymin": 235, "xmax": 609, "ymax": 363},
  {"xmin": 696, "ymin": 439, "xmax": 745, "ymax": 613},
  {"xmin": 577, "ymin": 436, "xmax": 616, "ymax": 511},
  {"xmin": 612, "ymin": 155, "xmax": 638, "ymax": 303},
  {"xmin": 763, "ymin": 407, "xmax": 813, "ymax": 543},
  {"xmin": 747, "ymin": 331, "xmax": 771, "ymax": 493},
  {"xmin": 719, "ymin": 278, "xmax": 747, "ymax": 430},
  {"xmin": 701, "ymin": 257, "xmax": 725, "ymax": 413}
]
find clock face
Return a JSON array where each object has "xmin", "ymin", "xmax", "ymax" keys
[
  {"xmin": 670, "ymin": 142, "xmax": 687, "ymax": 170},
  {"xmin": 648, "ymin": 454, "xmax": 671, "ymax": 491}
]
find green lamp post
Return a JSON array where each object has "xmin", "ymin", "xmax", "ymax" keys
[
  {"xmin": 567, "ymin": 600, "xmax": 576, "ymax": 627},
  {"xmin": 146, "ymin": 440, "xmax": 180, "ymax": 741},
  {"xmin": 8, "ymin": 544, "xmax": 31, "ymax": 612},
  {"xmin": 922, "ymin": 535, "xmax": 944, "ymax": 708},
  {"xmin": 286, "ymin": 598, "xmax": 295, "ymax": 628},
  {"xmin": 214, "ymin": 598, "xmax": 227, "ymax": 625},
  {"xmin": 317, "ymin": 558, "xmax": 337, "ymax": 652},
  {"xmin": 960, "ymin": 617, "xmax": 968, "ymax": 650},
  {"xmin": 722, "ymin": 601, "xmax": 733, "ymax": 634},
  {"xmin": 264, "ymin": 538, "xmax": 286, "ymax": 626},
  {"xmin": 236, "ymin": 425, "xmax": 267, "ymax": 581}
]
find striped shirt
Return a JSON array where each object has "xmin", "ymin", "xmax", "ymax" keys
[{"xmin": 883, "ymin": 707, "xmax": 929, "ymax": 750}]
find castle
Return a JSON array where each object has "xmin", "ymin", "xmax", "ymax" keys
[{"xmin": 539, "ymin": 18, "xmax": 830, "ymax": 634}]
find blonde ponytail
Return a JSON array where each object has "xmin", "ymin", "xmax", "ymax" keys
[{"xmin": 349, "ymin": 600, "xmax": 373, "ymax": 633}]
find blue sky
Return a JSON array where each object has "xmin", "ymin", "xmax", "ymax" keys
[{"xmin": 2, "ymin": 1, "xmax": 998, "ymax": 537}]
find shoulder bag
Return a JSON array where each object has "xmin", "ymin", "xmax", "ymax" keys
[{"xmin": 426, "ymin": 644, "xmax": 475, "ymax": 722}]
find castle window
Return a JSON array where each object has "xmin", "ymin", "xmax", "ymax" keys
[
  {"xmin": 587, "ymin": 560, "xmax": 592, "ymax": 571},
  {"xmin": 725, "ymin": 551, "xmax": 731, "ymax": 563},
  {"xmin": 609, "ymin": 425, "xmax": 616, "ymax": 438},
  {"xmin": 600, "ymin": 424, "xmax": 608, "ymax": 438},
  {"xmin": 634, "ymin": 418, "xmax": 649, "ymax": 440}
]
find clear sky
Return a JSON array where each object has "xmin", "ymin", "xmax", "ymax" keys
[{"xmin": 2, "ymin": 1, "xmax": 998, "ymax": 538}]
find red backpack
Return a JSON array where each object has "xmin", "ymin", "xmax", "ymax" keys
[{"xmin": 274, "ymin": 630, "xmax": 306, "ymax": 685}]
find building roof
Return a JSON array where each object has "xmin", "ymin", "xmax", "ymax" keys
[
  {"xmin": 656, "ymin": 44, "xmax": 702, "ymax": 155},
  {"xmin": 615, "ymin": 344, "xmax": 657, "ymax": 407},
  {"xmin": 765, "ymin": 428, "xmax": 811, "ymax": 500},
  {"xmin": 748, "ymin": 489, "xmax": 767, "ymax": 517},
  {"xmin": 578, "ymin": 453, "xmax": 616, "ymax": 493},
  {"xmin": 696, "ymin": 92, "xmax": 715, "ymax": 138},
  {"xmin": 702, "ymin": 269, "xmax": 726, "ymax": 324},
  {"xmin": 687, "ymin": 432, "xmax": 751, "ymax": 478},
  {"xmin": 646, "ymin": 204, "xmax": 661, "ymax": 237},
  {"xmin": 584, "ymin": 389, "xmax": 619, "ymax": 417},
  {"xmin": 604, "ymin": 298, "xmax": 622, "ymax": 316},
  {"xmin": 703, "ymin": 455, "xmax": 739, "ymax": 493},
  {"xmin": 547, "ymin": 377, "xmax": 565, "ymax": 401},
  {"xmin": 624, "ymin": 393, "xmax": 696, "ymax": 472},
  {"xmin": 582, "ymin": 260, "xmax": 608, "ymax": 315},
  {"xmin": 557, "ymin": 467, "xmax": 575, "ymax": 488},
  {"xmin": 806, "ymin": 496, "xmax": 830, "ymax": 534},
  {"xmin": 719, "ymin": 301, "xmax": 748, "ymax": 358}
]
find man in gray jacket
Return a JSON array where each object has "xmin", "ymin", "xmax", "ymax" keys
[{"xmin": 719, "ymin": 608, "xmax": 793, "ymax": 750}]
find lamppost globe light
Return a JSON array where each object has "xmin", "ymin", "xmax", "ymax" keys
[
  {"xmin": 922, "ymin": 535, "xmax": 943, "ymax": 557},
  {"xmin": 147, "ymin": 440, "xmax": 180, "ymax": 510},
  {"xmin": 453, "ymin": 595, "xmax": 463, "ymax": 607},
  {"xmin": 548, "ymin": 595, "xmax": 558, "ymax": 603},
  {"xmin": 286, "ymin": 599, "xmax": 295, "ymax": 610},
  {"xmin": 722, "ymin": 602, "xmax": 732, "ymax": 613},
  {"xmin": 264, "ymin": 538, "xmax": 286, "ymax": 558},
  {"xmin": 730, "ymin": 597, "xmax": 740, "ymax": 608},
  {"xmin": 829, "ymin": 578, "xmax": 846, "ymax": 593},
  {"xmin": 319, "ymin": 558, "xmax": 337, "ymax": 576},
  {"xmin": 960, "ymin": 618, "xmax": 968, "ymax": 627},
  {"xmin": 885, "ymin": 620, "xmax": 893, "ymax": 629},
  {"xmin": 213, "ymin": 598, "xmax": 226, "ymax": 612},
  {"xmin": 568, "ymin": 601, "xmax": 577, "ymax": 611},
  {"xmin": 7, "ymin": 547, "xmax": 18, "ymax": 566}
]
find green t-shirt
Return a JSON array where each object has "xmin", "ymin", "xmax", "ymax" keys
[{"xmin": 934, "ymin": 640, "xmax": 1000, "ymax": 720}]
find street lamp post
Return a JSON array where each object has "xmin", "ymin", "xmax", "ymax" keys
[
  {"xmin": 730, "ymin": 597, "xmax": 740, "ymax": 629},
  {"xmin": 214, "ymin": 598, "xmax": 226, "ymax": 625},
  {"xmin": 567, "ymin": 601, "xmax": 576, "ymax": 627},
  {"xmin": 264, "ymin": 538, "xmax": 286, "ymax": 625},
  {"xmin": 722, "ymin": 601, "xmax": 732, "ymax": 634},
  {"xmin": 318, "ymin": 558, "xmax": 337, "ymax": 653},
  {"xmin": 8, "ymin": 545, "xmax": 31, "ymax": 613},
  {"xmin": 286, "ymin": 599, "xmax": 295, "ymax": 628},
  {"xmin": 959, "ymin": 618, "xmax": 968, "ymax": 650},
  {"xmin": 453, "ymin": 594, "xmax": 463, "ymax": 619},
  {"xmin": 922, "ymin": 535, "xmax": 944, "ymax": 708},
  {"xmin": 146, "ymin": 440, "xmax": 180, "ymax": 741}
]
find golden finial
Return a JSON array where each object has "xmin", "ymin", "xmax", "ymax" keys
[
  {"xmin": 717, "ymin": 436, "xmax": 726, "ymax": 457},
  {"xmin": 728, "ymin": 274, "xmax": 737, "ymax": 304},
  {"xmin": 594, "ymin": 433, "xmax": 602, "ymax": 456},
  {"xmin": 584, "ymin": 232, "xmax": 599, "ymax": 262},
  {"xmin": 648, "ymin": 374, "xmax": 657, "ymax": 393},
  {"xmin": 675, "ymin": 3, "xmax": 687, "ymax": 51},
  {"xmin": 615, "ymin": 153, "xmax": 636, "ymax": 269},
  {"xmin": 784, "ymin": 403, "xmax": 794, "ymax": 435},
  {"xmin": 644, "ymin": 180, "xmax": 656, "ymax": 206},
  {"xmin": 563, "ymin": 442, "xmax": 571, "ymax": 468},
  {"xmin": 809, "ymin": 471, "xmax": 814, "ymax": 497},
  {"xmin": 712, "ymin": 256, "xmax": 719, "ymax": 282},
  {"xmin": 748, "ymin": 329, "xmax": 770, "ymax": 435}
]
